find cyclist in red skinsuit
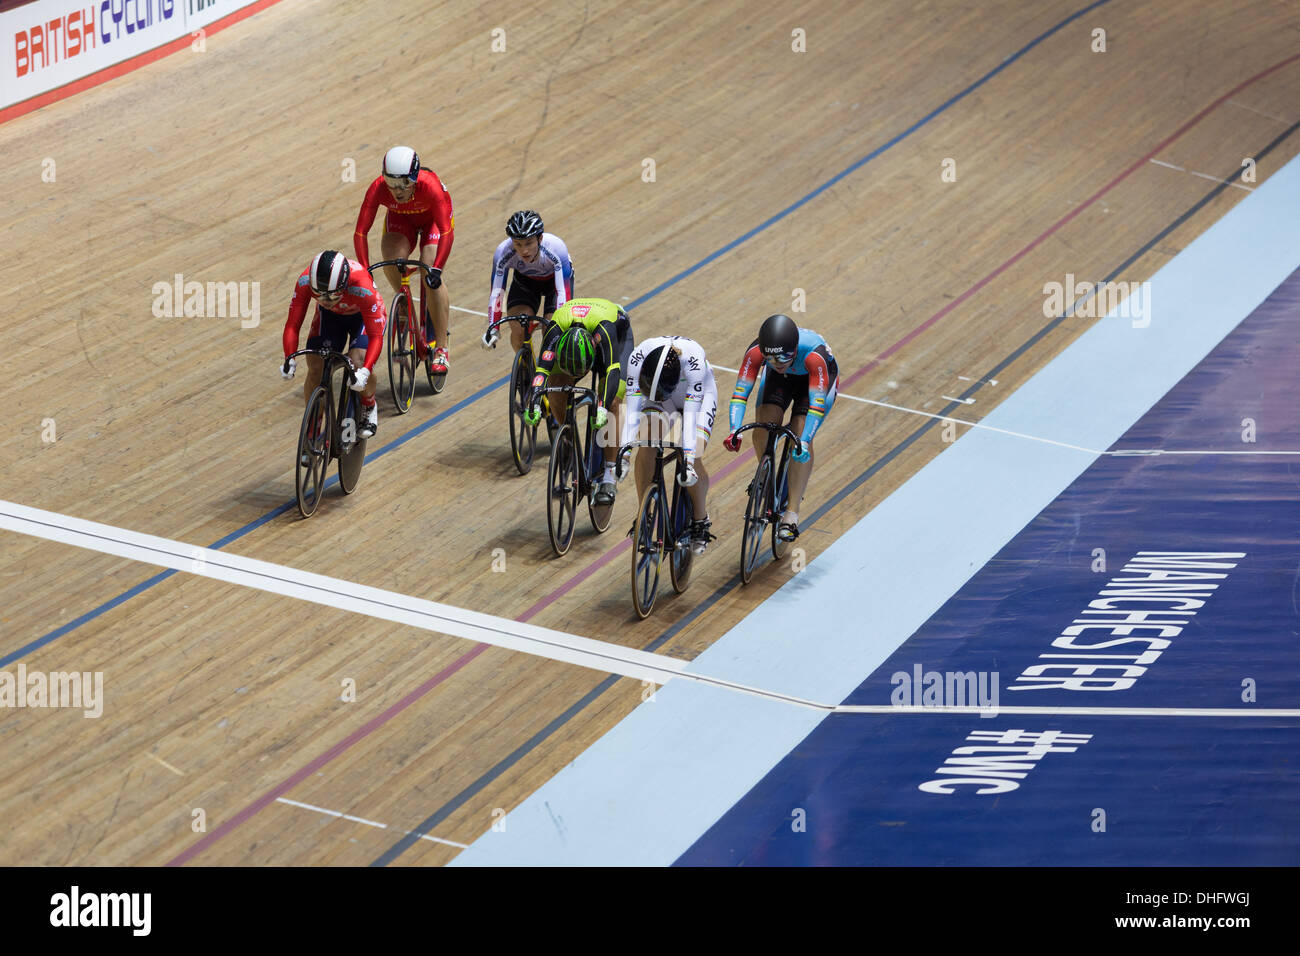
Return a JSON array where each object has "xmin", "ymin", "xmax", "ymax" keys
[
  {"xmin": 281, "ymin": 251, "xmax": 386, "ymax": 437},
  {"xmin": 354, "ymin": 146, "xmax": 456, "ymax": 376}
]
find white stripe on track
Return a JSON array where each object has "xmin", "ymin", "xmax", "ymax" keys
[{"xmin": 6, "ymin": 500, "xmax": 1300, "ymax": 719}]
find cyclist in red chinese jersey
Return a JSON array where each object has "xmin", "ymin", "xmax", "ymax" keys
[
  {"xmin": 281, "ymin": 250, "xmax": 386, "ymax": 438},
  {"xmin": 353, "ymin": 146, "xmax": 455, "ymax": 376}
]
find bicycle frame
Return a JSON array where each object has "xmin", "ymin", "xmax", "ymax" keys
[
  {"xmin": 733, "ymin": 421, "xmax": 803, "ymax": 583},
  {"xmin": 285, "ymin": 347, "xmax": 366, "ymax": 516},
  {"xmin": 620, "ymin": 438, "xmax": 693, "ymax": 617}
]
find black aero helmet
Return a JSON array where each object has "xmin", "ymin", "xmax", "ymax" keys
[
  {"xmin": 309, "ymin": 250, "xmax": 350, "ymax": 297},
  {"xmin": 556, "ymin": 326, "xmax": 595, "ymax": 378},
  {"xmin": 758, "ymin": 313, "xmax": 800, "ymax": 362},
  {"xmin": 506, "ymin": 209, "xmax": 544, "ymax": 239},
  {"xmin": 639, "ymin": 344, "xmax": 681, "ymax": 402}
]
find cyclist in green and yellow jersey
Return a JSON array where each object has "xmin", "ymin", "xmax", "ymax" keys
[{"xmin": 524, "ymin": 297, "xmax": 634, "ymax": 506}]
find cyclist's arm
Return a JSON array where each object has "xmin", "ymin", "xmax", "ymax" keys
[
  {"xmin": 728, "ymin": 343, "xmax": 763, "ymax": 431},
  {"xmin": 428, "ymin": 173, "xmax": 454, "ymax": 270},
  {"xmin": 357, "ymin": 283, "xmax": 386, "ymax": 370},
  {"xmin": 282, "ymin": 274, "xmax": 312, "ymax": 357},
  {"xmin": 620, "ymin": 350, "xmax": 645, "ymax": 447},
  {"xmin": 528, "ymin": 326, "xmax": 562, "ymax": 397},
  {"xmin": 549, "ymin": 239, "xmax": 572, "ymax": 309},
  {"xmin": 800, "ymin": 349, "xmax": 832, "ymax": 445},
  {"xmin": 353, "ymin": 179, "xmax": 383, "ymax": 270},
  {"xmin": 594, "ymin": 319, "xmax": 621, "ymax": 411},
  {"xmin": 681, "ymin": 365, "xmax": 706, "ymax": 458},
  {"xmin": 488, "ymin": 243, "xmax": 510, "ymax": 320}
]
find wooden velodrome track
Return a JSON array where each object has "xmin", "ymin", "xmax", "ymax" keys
[{"xmin": 2, "ymin": 0, "xmax": 1299, "ymax": 866}]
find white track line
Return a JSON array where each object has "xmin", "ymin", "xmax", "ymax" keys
[
  {"xmin": 450, "ymin": 305, "xmax": 488, "ymax": 316},
  {"xmin": 1227, "ymin": 98, "xmax": 1294, "ymax": 125},
  {"xmin": 1148, "ymin": 157, "xmax": 1253, "ymax": 191},
  {"xmin": 0, "ymin": 499, "xmax": 819, "ymax": 709},
  {"xmin": 834, "ymin": 704, "xmax": 1300, "ymax": 717},
  {"xmin": 275, "ymin": 797, "xmax": 469, "ymax": 848},
  {"xmin": 6, "ymin": 499, "xmax": 1300, "ymax": 719},
  {"xmin": 711, "ymin": 365, "xmax": 1300, "ymax": 456}
]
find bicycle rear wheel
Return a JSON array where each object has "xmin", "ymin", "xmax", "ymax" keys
[
  {"xmin": 509, "ymin": 347, "xmax": 536, "ymax": 474},
  {"xmin": 295, "ymin": 385, "xmax": 331, "ymax": 518},
  {"xmin": 337, "ymin": 388, "xmax": 366, "ymax": 495},
  {"xmin": 632, "ymin": 483, "xmax": 666, "ymax": 618},
  {"xmin": 740, "ymin": 456, "xmax": 772, "ymax": 584},
  {"xmin": 547, "ymin": 423, "xmax": 581, "ymax": 556},
  {"xmin": 669, "ymin": 477, "xmax": 695, "ymax": 594},
  {"xmin": 387, "ymin": 292, "xmax": 416, "ymax": 413},
  {"xmin": 771, "ymin": 438, "xmax": 793, "ymax": 561}
]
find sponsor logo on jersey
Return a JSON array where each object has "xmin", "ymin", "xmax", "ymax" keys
[
  {"xmin": 570, "ymin": 304, "xmax": 591, "ymax": 319},
  {"xmin": 687, "ymin": 356, "xmax": 700, "ymax": 371},
  {"xmin": 542, "ymin": 350, "xmax": 555, "ymax": 362}
]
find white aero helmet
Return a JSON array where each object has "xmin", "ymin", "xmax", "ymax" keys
[{"xmin": 382, "ymin": 146, "xmax": 420, "ymax": 183}]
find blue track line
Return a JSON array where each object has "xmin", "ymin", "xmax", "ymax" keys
[{"xmin": 2, "ymin": 0, "xmax": 1114, "ymax": 668}]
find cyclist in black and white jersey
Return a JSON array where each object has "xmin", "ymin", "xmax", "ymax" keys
[{"xmin": 620, "ymin": 335, "xmax": 718, "ymax": 555}]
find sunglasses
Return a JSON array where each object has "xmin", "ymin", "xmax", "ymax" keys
[{"xmin": 384, "ymin": 176, "xmax": 416, "ymax": 192}]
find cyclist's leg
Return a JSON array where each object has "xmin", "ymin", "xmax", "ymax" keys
[
  {"xmin": 302, "ymin": 355, "xmax": 324, "ymax": 404},
  {"xmin": 601, "ymin": 321, "xmax": 634, "ymax": 473},
  {"xmin": 687, "ymin": 368, "xmax": 718, "ymax": 519},
  {"xmin": 380, "ymin": 222, "xmax": 414, "ymax": 301},
  {"xmin": 633, "ymin": 446, "xmax": 655, "ymax": 504},
  {"xmin": 505, "ymin": 273, "xmax": 543, "ymax": 353},
  {"xmin": 301, "ymin": 307, "xmax": 333, "ymax": 404},
  {"xmin": 547, "ymin": 368, "xmax": 574, "ymax": 426},
  {"xmin": 753, "ymin": 364, "xmax": 789, "ymax": 456},
  {"xmin": 418, "ymin": 226, "xmax": 449, "ymax": 359}
]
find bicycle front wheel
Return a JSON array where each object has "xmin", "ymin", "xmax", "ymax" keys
[
  {"xmin": 669, "ymin": 477, "xmax": 695, "ymax": 594},
  {"xmin": 337, "ymin": 389, "xmax": 366, "ymax": 496},
  {"xmin": 425, "ymin": 312, "xmax": 446, "ymax": 394},
  {"xmin": 387, "ymin": 292, "xmax": 416, "ymax": 413},
  {"xmin": 632, "ymin": 483, "xmax": 666, "ymax": 618},
  {"xmin": 295, "ymin": 385, "xmax": 331, "ymax": 518},
  {"xmin": 547, "ymin": 423, "xmax": 580, "ymax": 556},
  {"xmin": 509, "ymin": 347, "xmax": 536, "ymax": 474},
  {"xmin": 771, "ymin": 438, "xmax": 794, "ymax": 561},
  {"xmin": 585, "ymin": 405, "xmax": 613, "ymax": 533},
  {"xmin": 740, "ymin": 455, "xmax": 772, "ymax": 584}
]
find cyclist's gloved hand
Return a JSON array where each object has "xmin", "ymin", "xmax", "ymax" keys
[
  {"xmin": 423, "ymin": 267, "xmax": 442, "ymax": 290},
  {"xmin": 350, "ymin": 367, "xmax": 370, "ymax": 391},
  {"xmin": 481, "ymin": 325, "xmax": 499, "ymax": 350},
  {"xmin": 593, "ymin": 405, "xmax": 608, "ymax": 429},
  {"xmin": 792, "ymin": 443, "xmax": 811, "ymax": 464},
  {"xmin": 680, "ymin": 456, "xmax": 698, "ymax": 487},
  {"xmin": 723, "ymin": 431, "xmax": 741, "ymax": 452},
  {"xmin": 281, "ymin": 357, "xmax": 296, "ymax": 380},
  {"xmin": 524, "ymin": 403, "xmax": 542, "ymax": 427}
]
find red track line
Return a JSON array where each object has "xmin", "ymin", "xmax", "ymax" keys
[
  {"xmin": 163, "ymin": 53, "xmax": 1300, "ymax": 864},
  {"xmin": 0, "ymin": 0, "xmax": 288, "ymax": 126},
  {"xmin": 841, "ymin": 50, "xmax": 1300, "ymax": 391}
]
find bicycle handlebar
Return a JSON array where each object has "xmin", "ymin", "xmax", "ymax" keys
[
  {"xmin": 615, "ymin": 439, "xmax": 687, "ymax": 480},
  {"xmin": 487, "ymin": 312, "xmax": 551, "ymax": 334},
  {"xmin": 285, "ymin": 347, "xmax": 358, "ymax": 384},
  {"xmin": 367, "ymin": 258, "xmax": 436, "ymax": 280},
  {"xmin": 733, "ymin": 421, "xmax": 803, "ymax": 457}
]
